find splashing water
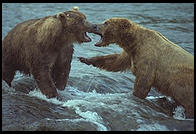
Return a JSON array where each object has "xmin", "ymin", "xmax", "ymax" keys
[{"xmin": 173, "ymin": 106, "xmax": 186, "ymax": 120}]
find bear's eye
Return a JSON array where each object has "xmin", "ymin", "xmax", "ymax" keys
[
  {"xmin": 66, "ymin": 13, "xmax": 74, "ymax": 18},
  {"xmin": 78, "ymin": 18, "xmax": 84, "ymax": 23},
  {"xmin": 78, "ymin": 18, "xmax": 83, "ymax": 23},
  {"xmin": 104, "ymin": 21, "xmax": 109, "ymax": 26}
]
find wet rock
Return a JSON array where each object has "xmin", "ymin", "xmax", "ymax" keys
[
  {"xmin": 11, "ymin": 76, "xmax": 37, "ymax": 94},
  {"xmin": 97, "ymin": 108, "xmax": 138, "ymax": 131},
  {"xmin": 2, "ymin": 79, "xmax": 98, "ymax": 131},
  {"xmin": 2, "ymin": 77, "xmax": 194, "ymax": 131},
  {"xmin": 29, "ymin": 118, "xmax": 98, "ymax": 131}
]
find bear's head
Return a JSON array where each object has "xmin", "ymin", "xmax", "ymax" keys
[
  {"xmin": 56, "ymin": 7, "xmax": 97, "ymax": 44},
  {"xmin": 91, "ymin": 18, "xmax": 132, "ymax": 47}
]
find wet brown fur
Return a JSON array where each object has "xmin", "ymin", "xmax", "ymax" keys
[
  {"xmin": 2, "ymin": 9, "xmax": 93, "ymax": 98},
  {"xmin": 79, "ymin": 18, "xmax": 194, "ymax": 118}
]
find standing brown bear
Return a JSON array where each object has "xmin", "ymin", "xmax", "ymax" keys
[
  {"xmin": 79, "ymin": 18, "xmax": 194, "ymax": 118},
  {"xmin": 2, "ymin": 7, "xmax": 97, "ymax": 98}
]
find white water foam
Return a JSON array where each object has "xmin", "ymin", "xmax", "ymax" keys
[
  {"xmin": 172, "ymin": 105, "xmax": 194, "ymax": 121},
  {"xmin": 14, "ymin": 71, "xmax": 25, "ymax": 81},
  {"xmin": 45, "ymin": 118, "xmax": 86, "ymax": 122},
  {"xmin": 147, "ymin": 95, "xmax": 191, "ymax": 121},
  {"xmin": 173, "ymin": 106, "xmax": 186, "ymax": 120},
  {"xmin": 27, "ymin": 87, "xmax": 191, "ymax": 131},
  {"xmin": 45, "ymin": 117, "xmax": 107, "ymax": 130},
  {"xmin": 146, "ymin": 95, "xmax": 175, "ymax": 104},
  {"xmin": 130, "ymin": 109, "xmax": 170, "ymax": 131},
  {"xmin": 28, "ymin": 88, "xmax": 63, "ymax": 105},
  {"xmin": 62, "ymin": 99, "xmax": 107, "ymax": 131},
  {"xmin": 27, "ymin": 89, "xmax": 108, "ymax": 131}
]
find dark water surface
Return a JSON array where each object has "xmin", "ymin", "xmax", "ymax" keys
[{"xmin": 2, "ymin": 3, "xmax": 194, "ymax": 131}]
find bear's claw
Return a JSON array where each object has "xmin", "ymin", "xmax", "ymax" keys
[{"xmin": 78, "ymin": 57, "xmax": 92, "ymax": 65}]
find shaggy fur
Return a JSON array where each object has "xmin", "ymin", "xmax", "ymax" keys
[
  {"xmin": 79, "ymin": 18, "xmax": 194, "ymax": 118},
  {"xmin": 2, "ymin": 7, "xmax": 96, "ymax": 98}
]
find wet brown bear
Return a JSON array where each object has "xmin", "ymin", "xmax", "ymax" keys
[
  {"xmin": 79, "ymin": 18, "xmax": 194, "ymax": 118},
  {"xmin": 2, "ymin": 7, "xmax": 97, "ymax": 98}
]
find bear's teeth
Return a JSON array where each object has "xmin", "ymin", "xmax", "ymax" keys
[
  {"xmin": 95, "ymin": 37, "xmax": 103, "ymax": 47},
  {"xmin": 83, "ymin": 32, "xmax": 91, "ymax": 42}
]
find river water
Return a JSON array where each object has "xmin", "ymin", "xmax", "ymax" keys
[{"xmin": 2, "ymin": 3, "xmax": 194, "ymax": 131}]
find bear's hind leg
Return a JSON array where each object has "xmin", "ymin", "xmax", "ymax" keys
[{"xmin": 2, "ymin": 64, "xmax": 16, "ymax": 87}]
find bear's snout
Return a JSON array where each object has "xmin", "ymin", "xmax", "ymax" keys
[{"xmin": 93, "ymin": 24, "xmax": 98, "ymax": 31}]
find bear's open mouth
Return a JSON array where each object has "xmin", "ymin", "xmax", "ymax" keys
[
  {"xmin": 82, "ymin": 32, "xmax": 91, "ymax": 42},
  {"xmin": 95, "ymin": 35, "xmax": 104, "ymax": 47},
  {"xmin": 94, "ymin": 32, "xmax": 105, "ymax": 47}
]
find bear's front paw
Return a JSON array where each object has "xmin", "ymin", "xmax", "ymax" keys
[
  {"xmin": 78, "ymin": 57, "xmax": 92, "ymax": 65},
  {"xmin": 133, "ymin": 90, "xmax": 147, "ymax": 99},
  {"xmin": 43, "ymin": 89, "xmax": 59, "ymax": 99}
]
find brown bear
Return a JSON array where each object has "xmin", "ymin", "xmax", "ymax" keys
[
  {"xmin": 2, "ymin": 7, "xmax": 97, "ymax": 98},
  {"xmin": 78, "ymin": 18, "xmax": 194, "ymax": 118}
]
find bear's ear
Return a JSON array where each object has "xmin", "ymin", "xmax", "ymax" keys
[
  {"xmin": 72, "ymin": 6, "xmax": 79, "ymax": 11},
  {"xmin": 56, "ymin": 12, "xmax": 65, "ymax": 19},
  {"xmin": 120, "ymin": 19, "xmax": 131, "ymax": 30}
]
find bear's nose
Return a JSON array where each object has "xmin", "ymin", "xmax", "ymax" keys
[{"xmin": 93, "ymin": 24, "xmax": 98, "ymax": 31}]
